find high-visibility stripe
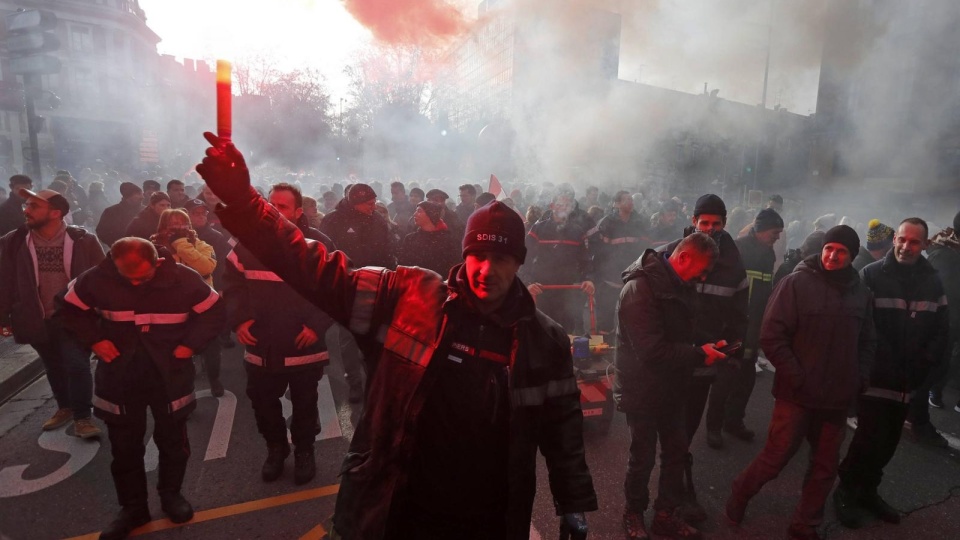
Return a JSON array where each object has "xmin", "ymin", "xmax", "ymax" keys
[
  {"xmin": 863, "ymin": 387, "xmax": 911, "ymax": 403},
  {"xmin": 192, "ymin": 289, "xmax": 220, "ymax": 314},
  {"xmin": 874, "ymin": 297, "xmax": 908, "ymax": 310},
  {"xmin": 245, "ymin": 351, "xmax": 330, "ymax": 367},
  {"xmin": 910, "ymin": 299, "xmax": 945, "ymax": 313},
  {"xmin": 383, "ymin": 327, "xmax": 434, "ymax": 367},
  {"xmin": 511, "ymin": 376, "xmax": 579, "ymax": 406},
  {"xmin": 698, "ymin": 283, "xmax": 740, "ymax": 297},
  {"xmin": 605, "ymin": 236, "xmax": 643, "ymax": 245},
  {"xmin": 244, "ymin": 270, "xmax": 284, "ymax": 282},
  {"xmin": 536, "ymin": 240, "xmax": 582, "ymax": 247},
  {"xmin": 450, "ymin": 341, "xmax": 508, "ymax": 364},
  {"xmin": 98, "ymin": 310, "xmax": 190, "ymax": 325},
  {"xmin": 745, "ymin": 270, "xmax": 772, "ymax": 282},
  {"xmin": 349, "ymin": 268, "xmax": 384, "ymax": 335},
  {"xmin": 168, "ymin": 392, "xmax": 196, "ymax": 413},
  {"xmin": 226, "ymin": 249, "xmax": 244, "ymax": 271},
  {"xmin": 93, "ymin": 395, "xmax": 122, "ymax": 415},
  {"xmin": 585, "ymin": 226, "xmax": 600, "ymax": 237},
  {"xmin": 98, "ymin": 309, "xmax": 136, "ymax": 322},
  {"xmin": 63, "ymin": 279, "xmax": 91, "ymax": 311}
]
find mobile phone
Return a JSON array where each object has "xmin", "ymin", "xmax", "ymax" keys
[{"xmin": 717, "ymin": 341, "xmax": 743, "ymax": 355}]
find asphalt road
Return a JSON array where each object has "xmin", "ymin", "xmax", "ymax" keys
[{"xmin": 1, "ymin": 344, "xmax": 959, "ymax": 540}]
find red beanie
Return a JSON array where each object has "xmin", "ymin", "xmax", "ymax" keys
[{"xmin": 462, "ymin": 201, "xmax": 526, "ymax": 264}]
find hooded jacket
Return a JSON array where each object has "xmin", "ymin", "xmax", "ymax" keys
[
  {"xmin": 0, "ymin": 225, "xmax": 105, "ymax": 343},
  {"xmin": 57, "ymin": 254, "xmax": 225, "ymax": 422},
  {"xmin": 95, "ymin": 199, "xmax": 142, "ymax": 248},
  {"xmin": 860, "ymin": 251, "xmax": 950, "ymax": 399},
  {"xmin": 760, "ymin": 256, "xmax": 876, "ymax": 410},
  {"xmin": 614, "ymin": 250, "xmax": 705, "ymax": 411},
  {"xmin": 397, "ymin": 228, "xmax": 462, "ymax": 278},
  {"xmin": 125, "ymin": 205, "xmax": 162, "ymax": 240},
  {"xmin": 216, "ymin": 195, "xmax": 596, "ymax": 540},
  {"xmin": 320, "ymin": 198, "xmax": 395, "ymax": 269}
]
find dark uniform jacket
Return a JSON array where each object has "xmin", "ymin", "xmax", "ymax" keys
[
  {"xmin": 216, "ymin": 195, "xmax": 597, "ymax": 540},
  {"xmin": 58, "ymin": 255, "xmax": 225, "ymax": 422},
  {"xmin": 125, "ymin": 206, "xmax": 162, "ymax": 240},
  {"xmin": 0, "ymin": 225, "xmax": 105, "ymax": 343},
  {"xmin": 320, "ymin": 199, "xmax": 395, "ymax": 269},
  {"xmin": 736, "ymin": 229, "xmax": 776, "ymax": 359},
  {"xmin": 615, "ymin": 250, "xmax": 704, "ymax": 411},
  {"xmin": 860, "ymin": 252, "xmax": 950, "ymax": 399},
  {"xmin": 852, "ymin": 246, "xmax": 881, "ymax": 272},
  {"xmin": 397, "ymin": 228, "xmax": 463, "ymax": 278},
  {"xmin": 927, "ymin": 239, "xmax": 960, "ymax": 335},
  {"xmin": 761, "ymin": 256, "xmax": 876, "ymax": 410},
  {"xmin": 591, "ymin": 211, "xmax": 649, "ymax": 285},
  {"xmin": 95, "ymin": 200, "xmax": 141, "ymax": 248},
  {"xmin": 224, "ymin": 224, "xmax": 335, "ymax": 372},
  {"xmin": 662, "ymin": 229, "xmax": 748, "ymax": 376},
  {"xmin": 0, "ymin": 195, "xmax": 26, "ymax": 237},
  {"xmin": 523, "ymin": 217, "xmax": 592, "ymax": 285}
]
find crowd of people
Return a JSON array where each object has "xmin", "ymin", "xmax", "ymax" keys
[{"xmin": 0, "ymin": 137, "xmax": 956, "ymax": 540}]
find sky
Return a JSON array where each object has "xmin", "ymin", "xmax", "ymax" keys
[{"xmin": 138, "ymin": 0, "xmax": 373, "ymax": 100}]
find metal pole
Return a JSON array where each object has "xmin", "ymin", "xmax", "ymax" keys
[
  {"xmin": 23, "ymin": 74, "xmax": 42, "ymax": 186},
  {"xmin": 753, "ymin": 0, "xmax": 774, "ymax": 191}
]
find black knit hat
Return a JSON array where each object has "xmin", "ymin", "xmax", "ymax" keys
[
  {"xmin": 463, "ymin": 201, "xmax": 527, "ymax": 264},
  {"xmin": 347, "ymin": 183, "xmax": 377, "ymax": 205},
  {"xmin": 693, "ymin": 194, "xmax": 726, "ymax": 218},
  {"xmin": 823, "ymin": 225, "xmax": 860, "ymax": 259},
  {"xmin": 754, "ymin": 208, "xmax": 784, "ymax": 232},
  {"xmin": 417, "ymin": 200, "xmax": 444, "ymax": 226},
  {"xmin": 119, "ymin": 182, "xmax": 142, "ymax": 199}
]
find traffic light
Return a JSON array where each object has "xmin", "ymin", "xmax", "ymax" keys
[{"xmin": 3, "ymin": 9, "xmax": 61, "ymax": 75}]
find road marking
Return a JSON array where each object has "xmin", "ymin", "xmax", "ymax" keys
[
  {"xmin": 0, "ymin": 423, "xmax": 101, "ymax": 497},
  {"xmin": 146, "ymin": 389, "xmax": 238, "ymax": 472},
  {"xmin": 281, "ymin": 376, "xmax": 343, "ymax": 442},
  {"xmin": 941, "ymin": 430, "xmax": 960, "ymax": 452},
  {"xmin": 299, "ymin": 522, "xmax": 329, "ymax": 540},
  {"xmin": 530, "ymin": 524, "xmax": 542, "ymax": 540},
  {"xmin": 63, "ymin": 483, "xmax": 341, "ymax": 540}
]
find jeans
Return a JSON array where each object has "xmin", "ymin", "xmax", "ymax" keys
[
  {"xmin": 706, "ymin": 355, "xmax": 758, "ymax": 432},
  {"xmin": 730, "ymin": 399, "xmax": 846, "ymax": 528},
  {"xmin": 245, "ymin": 364, "xmax": 322, "ymax": 448},
  {"xmin": 31, "ymin": 319, "xmax": 93, "ymax": 419},
  {"xmin": 839, "ymin": 397, "xmax": 909, "ymax": 492},
  {"xmin": 624, "ymin": 406, "xmax": 689, "ymax": 513}
]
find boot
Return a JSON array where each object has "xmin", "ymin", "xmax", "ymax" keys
[
  {"xmin": 622, "ymin": 511, "xmax": 649, "ymax": 539},
  {"xmin": 723, "ymin": 422, "xmax": 755, "ymax": 441},
  {"xmin": 706, "ymin": 429, "xmax": 724, "ymax": 449},
  {"xmin": 651, "ymin": 510, "xmax": 703, "ymax": 539},
  {"xmin": 679, "ymin": 455, "xmax": 707, "ymax": 524},
  {"xmin": 861, "ymin": 490, "xmax": 901, "ymax": 524},
  {"xmin": 294, "ymin": 447, "xmax": 316, "ymax": 485},
  {"xmin": 261, "ymin": 441, "xmax": 291, "ymax": 482},
  {"xmin": 833, "ymin": 483, "xmax": 868, "ymax": 529},
  {"xmin": 348, "ymin": 381, "xmax": 364, "ymax": 404},
  {"xmin": 99, "ymin": 506, "xmax": 151, "ymax": 540},
  {"xmin": 209, "ymin": 379, "xmax": 225, "ymax": 398},
  {"xmin": 159, "ymin": 492, "xmax": 194, "ymax": 524}
]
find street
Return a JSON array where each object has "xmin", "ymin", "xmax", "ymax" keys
[{"xmin": 1, "ymin": 344, "xmax": 960, "ymax": 540}]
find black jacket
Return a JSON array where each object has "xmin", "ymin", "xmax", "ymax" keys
[
  {"xmin": 615, "ymin": 250, "xmax": 704, "ymax": 411},
  {"xmin": 523, "ymin": 217, "xmax": 592, "ymax": 285},
  {"xmin": 591, "ymin": 211, "xmax": 649, "ymax": 285},
  {"xmin": 0, "ymin": 195, "xmax": 26, "ymax": 237},
  {"xmin": 125, "ymin": 206, "xmax": 162, "ymax": 240},
  {"xmin": 761, "ymin": 257, "xmax": 876, "ymax": 410},
  {"xmin": 0, "ymin": 225, "xmax": 105, "ymax": 343},
  {"xmin": 736, "ymin": 229, "xmax": 776, "ymax": 359},
  {"xmin": 224, "ymin": 224, "xmax": 335, "ymax": 372},
  {"xmin": 319, "ymin": 199, "xmax": 395, "ymax": 269},
  {"xmin": 852, "ymin": 246, "xmax": 881, "ymax": 272},
  {"xmin": 927, "ymin": 238, "xmax": 960, "ymax": 334},
  {"xmin": 860, "ymin": 252, "xmax": 950, "ymax": 397},
  {"xmin": 216, "ymin": 194, "xmax": 597, "ymax": 540},
  {"xmin": 661, "ymin": 229, "xmax": 748, "ymax": 376},
  {"xmin": 57, "ymin": 254, "xmax": 225, "ymax": 422},
  {"xmin": 397, "ymin": 228, "xmax": 462, "ymax": 278},
  {"xmin": 96, "ymin": 199, "xmax": 142, "ymax": 248}
]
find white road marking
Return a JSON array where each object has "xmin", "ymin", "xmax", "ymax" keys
[
  {"xmin": 530, "ymin": 524, "xmax": 542, "ymax": 540},
  {"xmin": 0, "ymin": 424, "xmax": 100, "ymax": 497},
  {"xmin": 941, "ymin": 431, "xmax": 960, "ymax": 452},
  {"xmin": 280, "ymin": 376, "xmax": 343, "ymax": 443},
  {"xmin": 147, "ymin": 390, "xmax": 238, "ymax": 471}
]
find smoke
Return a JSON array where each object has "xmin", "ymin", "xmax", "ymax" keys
[{"xmin": 343, "ymin": 0, "xmax": 470, "ymax": 47}]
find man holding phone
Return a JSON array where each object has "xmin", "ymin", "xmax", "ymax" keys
[
  {"xmin": 725, "ymin": 225, "xmax": 876, "ymax": 540},
  {"xmin": 616, "ymin": 233, "xmax": 725, "ymax": 540}
]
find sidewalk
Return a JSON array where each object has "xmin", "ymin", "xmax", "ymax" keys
[{"xmin": 0, "ymin": 335, "xmax": 43, "ymax": 405}]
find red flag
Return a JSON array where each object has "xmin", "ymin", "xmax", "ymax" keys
[{"xmin": 489, "ymin": 174, "xmax": 503, "ymax": 198}]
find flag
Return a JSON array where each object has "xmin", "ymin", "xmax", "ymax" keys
[{"xmin": 489, "ymin": 174, "xmax": 503, "ymax": 198}]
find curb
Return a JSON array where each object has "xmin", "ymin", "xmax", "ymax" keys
[{"xmin": 0, "ymin": 349, "xmax": 44, "ymax": 406}]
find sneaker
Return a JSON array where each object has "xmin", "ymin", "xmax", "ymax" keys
[
  {"xmin": 651, "ymin": 510, "xmax": 703, "ymax": 539},
  {"xmin": 706, "ymin": 430, "xmax": 724, "ymax": 449},
  {"xmin": 833, "ymin": 484, "xmax": 868, "ymax": 529},
  {"xmin": 929, "ymin": 391, "xmax": 944, "ymax": 408},
  {"xmin": 261, "ymin": 442, "xmax": 291, "ymax": 482},
  {"xmin": 73, "ymin": 417, "xmax": 102, "ymax": 439},
  {"xmin": 786, "ymin": 523, "xmax": 821, "ymax": 540},
  {"xmin": 99, "ymin": 506, "xmax": 151, "ymax": 540},
  {"xmin": 159, "ymin": 492, "xmax": 194, "ymax": 524},
  {"xmin": 42, "ymin": 408, "xmax": 73, "ymax": 431},
  {"xmin": 955, "ymin": 403, "xmax": 960, "ymax": 413},
  {"xmin": 861, "ymin": 491, "xmax": 901, "ymax": 524},
  {"xmin": 846, "ymin": 416, "xmax": 858, "ymax": 430},
  {"xmin": 622, "ymin": 511, "xmax": 649, "ymax": 539},
  {"xmin": 723, "ymin": 423, "xmax": 756, "ymax": 441},
  {"xmin": 210, "ymin": 379, "xmax": 225, "ymax": 398},
  {"xmin": 907, "ymin": 422, "xmax": 949, "ymax": 449},
  {"xmin": 294, "ymin": 448, "xmax": 316, "ymax": 485}
]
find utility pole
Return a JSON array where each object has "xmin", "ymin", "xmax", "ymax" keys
[
  {"xmin": 753, "ymin": 0, "xmax": 774, "ymax": 191},
  {"xmin": 23, "ymin": 75, "xmax": 42, "ymax": 185}
]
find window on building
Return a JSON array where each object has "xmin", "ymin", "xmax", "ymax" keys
[{"xmin": 69, "ymin": 25, "xmax": 94, "ymax": 53}]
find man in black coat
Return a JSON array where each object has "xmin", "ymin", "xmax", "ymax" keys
[
  {"xmin": 0, "ymin": 175, "xmax": 33, "ymax": 236},
  {"xmin": 387, "ymin": 181, "xmax": 415, "ymax": 236},
  {"xmin": 617, "ymin": 233, "xmax": 726, "ymax": 540},
  {"xmin": 125, "ymin": 191, "xmax": 171, "ymax": 240},
  {"xmin": 928, "ymin": 212, "xmax": 960, "ymax": 409},
  {"xmin": 96, "ymin": 183, "xmax": 144, "ymax": 248},
  {"xmin": 590, "ymin": 191, "xmax": 649, "ymax": 333},
  {"xmin": 397, "ymin": 201, "xmax": 462, "ymax": 277}
]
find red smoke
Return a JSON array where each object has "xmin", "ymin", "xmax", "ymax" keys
[{"xmin": 344, "ymin": 0, "xmax": 468, "ymax": 47}]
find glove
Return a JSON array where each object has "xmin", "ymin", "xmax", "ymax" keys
[
  {"xmin": 559, "ymin": 512, "xmax": 588, "ymax": 540},
  {"xmin": 196, "ymin": 132, "xmax": 257, "ymax": 206}
]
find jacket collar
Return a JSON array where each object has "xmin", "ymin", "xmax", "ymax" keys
[
  {"xmin": 880, "ymin": 248, "xmax": 934, "ymax": 277},
  {"xmin": 445, "ymin": 263, "xmax": 536, "ymax": 327}
]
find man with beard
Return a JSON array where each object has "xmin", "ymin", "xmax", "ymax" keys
[{"xmin": 0, "ymin": 188, "xmax": 105, "ymax": 437}]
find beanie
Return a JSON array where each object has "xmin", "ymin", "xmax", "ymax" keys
[
  {"xmin": 417, "ymin": 200, "xmax": 444, "ymax": 226},
  {"xmin": 462, "ymin": 201, "xmax": 527, "ymax": 264},
  {"xmin": 347, "ymin": 183, "xmax": 376, "ymax": 205},
  {"xmin": 149, "ymin": 191, "xmax": 171, "ymax": 206},
  {"xmin": 800, "ymin": 231, "xmax": 825, "ymax": 258},
  {"xmin": 754, "ymin": 208, "xmax": 784, "ymax": 232},
  {"xmin": 693, "ymin": 194, "xmax": 726, "ymax": 218},
  {"xmin": 119, "ymin": 182, "xmax": 142, "ymax": 199},
  {"xmin": 823, "ymin": 225, "xmax": 860, "ymax": 259},
  {"xmin": 866, "ymin": 219, "xmax": 895, "ymax": 251},
  {"xmin": 953, "ymin": 211, "xmax": 960, "ymax": 232}
]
